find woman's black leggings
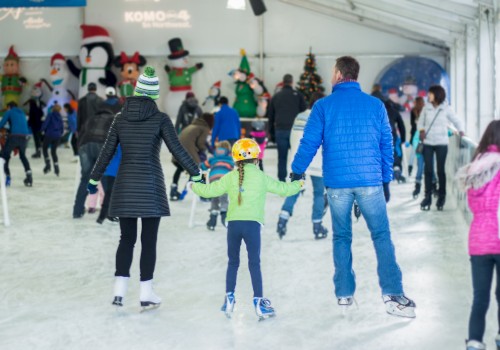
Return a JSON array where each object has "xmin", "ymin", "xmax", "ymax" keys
[{"xmin": 116, "ymin": 217, "xmax": 161, "ymax": 281}]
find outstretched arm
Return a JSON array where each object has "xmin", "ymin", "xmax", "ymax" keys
[
  {"xmin": 66, "ymin": 59, "xmax": 81, "ymax": 79},
  {"xmin": 191, "ymin": 174, "xmax": 228, "ymax": 198},
  {"xmin": 265, "ymin": 175, "xmax": 303, "ymax": 196}
]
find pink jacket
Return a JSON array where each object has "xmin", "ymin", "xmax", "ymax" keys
[{"xmin": 457, "ymin": 145, "xmax": 500, "ymax": 255}]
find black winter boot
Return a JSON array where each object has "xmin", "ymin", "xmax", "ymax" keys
[
  {"xmin": 23, "ymin": 171, "xmax": 33, "ymax": 187},
  {"xmin": 207, "ymin": 211, "xmax": 218, "ymax": 231},
  {"xmin": 220, "ymin": 211, "xmax": 227, "ymax": 227},
  {"xmin": 412, "ymin": 183, "xmax": 421, "ymax": 199},
  {"xmin": 43, "ymin": 159, "xmax": 51, "ymax": 174},
  {"xmin": 313, "ymin": 222, "xmax": 328, "ymax": 240}
]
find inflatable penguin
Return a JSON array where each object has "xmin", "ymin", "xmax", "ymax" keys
[
  {"xmin": 164, "ymin": 37, "xmax": 203, "ymax": 118},
  {"xmin": 202, "ymin": 80, "xmax": 221, "ymax": 113},
  {"xmin": 67, "ymin": 24, "xmax": 116, "ymax": 98},
  {"xmin": 41, "ymin": 53, "xmax": 75, "ymax": 115}
]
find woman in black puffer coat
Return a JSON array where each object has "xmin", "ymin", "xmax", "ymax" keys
[{"xmin": 89, "ymin": 67, "xmax": 200, "ymax": 309}]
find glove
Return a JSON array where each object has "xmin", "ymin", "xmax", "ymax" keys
[
  {"xmin": 164, "ymin": 65, "xmax": 171, "ymax": 73},
  {"xmin": 87, "ymin": 179, "xmax": 98, "ymax": 194},
  {"xmin": 195, "ymin": 62, "xmax": 204, "ymax": 70},
  {"xmin": 289, "ymin": 173, "xmax": 305, "ymax": 181},
  {"xmin": 383, "ymin": 182, "xmax": 390, "ymax": 203},
  {"xmin": 190, "ymin": 173, "xmax": 205, "ymax": 184}
]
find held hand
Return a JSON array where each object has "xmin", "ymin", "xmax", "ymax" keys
[
  {"xmin": 289, "ymin": 173, "xmax": 305, "ymax": 181},
  {"xmin": 87, "ymin": 179, "xmax": 98, "ymax": 194},
  {"xmin": 190, "ymin": 173, "xmax": 205, "ymax": 184},
  {"xmin": 383, "ymin": 182, "xmax": 390, "ymax": 203}
]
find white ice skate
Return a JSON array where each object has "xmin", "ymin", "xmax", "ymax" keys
[
  {"xmin": 382, "ymin": 295, "xmax": 416, "ymax": 318},
  {"xmin": 140, "ymin": 280, "xmax": 161, "ymax": 312},
  {"xmin": 253, "ymin": 297, "xmax": 275, "ymax": 321},
  {"xmin": 466, "ymin": 340, "xmax": 486, "ymax": 350},
  {"xmin": 220, "ymin": 292, "xmax": 236, "ymax": 318},
  {"xmin": 112, "ymin": 276, "xmax": 129, "ymax": 307},
  {"xmin": 338, "ymin": 296, "xmax": 357, "ymax": 315}
]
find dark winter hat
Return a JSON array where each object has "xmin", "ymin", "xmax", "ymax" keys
[
  {"xmin": 168, "ymin": 38, "xmax": 189, "ymax": 59},
  {"xmin": 186, "ymin": 92, "xmax": 195, "ymax": 99},
  {"xmin": 87, "ymin": 82, "xmax": 97, "ymax": 91}
]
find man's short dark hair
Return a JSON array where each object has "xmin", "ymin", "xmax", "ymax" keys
[
  {"xmin": 335, "ymin": 56, "xmax": 360, "ymax": 80},
  {"xmin": 428, "ymin": 85, "xmax": 446, "ymax": 105},
  {"xmin": 283, "ymin": 74, "xmax": 293, "ymax": 85},
  {"xmin": 87, "ymin": 82, "xmax": 97, "ymax": 92},
  {"xmin": 219, "ymin": 96, "xmax": 229, "ymax": 105},
  {"xmin": 6, "ymin": 101, "xmax": 17, "ymax": 109}
]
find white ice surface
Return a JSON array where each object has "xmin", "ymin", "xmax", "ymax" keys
[{"xmin": 0, "ymin": 146, "xmax": 495, "ymax": 350}]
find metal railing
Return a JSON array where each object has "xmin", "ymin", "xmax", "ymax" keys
[{"xmin": 446, "ymin": 132, "xmax": 477, "ymax": 224}]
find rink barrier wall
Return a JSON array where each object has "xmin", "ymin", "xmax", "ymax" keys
[{"xmin": 446, "ymin": 133, "xmax": 477, "ymax": 224}]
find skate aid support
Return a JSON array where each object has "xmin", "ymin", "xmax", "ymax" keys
[{"xmin": 0, "ymin": 158, "xmax": 10, "ymax": 227}]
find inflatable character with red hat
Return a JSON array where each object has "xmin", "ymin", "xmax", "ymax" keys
[
  {"xmin": 113, "ymin": 51, "xmax": 146, "ymax": 102},
  {"xmin": 1, "ymin": 45, "xmax": 27, "ymax": 110},
  {"xmin": 67, "ymin": 24, "xmax": 117, "ymax": 98},
  {"xmin": 41, "ymin": 53, "xmax": 76, "ymax": 116}
]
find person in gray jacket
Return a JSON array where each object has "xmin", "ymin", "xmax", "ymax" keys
[{"xmin": 87, "ymin": 67, "xmax": 202, "ymax": 310}]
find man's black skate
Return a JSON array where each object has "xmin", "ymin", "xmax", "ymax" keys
[
  {"xmin": 31, "ymin": 150, "xmax": 41, "ymax": 159},
  {"xmin": 420, "ymin": 195, "xmax": 431, "ymax": 211},
  {"xmin": 313, "ymin": 222, "xmax": 328, "ymax": 240},
  {"xmin": 43, "ymin": 160, "xmax": 51, "ymax": 174},
  {"xmin": 112, "ymin": 296, "xmax": 123, "ymax": 307},
  {"xmin": 412, "ymin": 183, "xmax": 421, "ymax": 199},
  {"xmin": 277, "ymin": 217, "xmax": 287, "ymax": 239},
  {"xmin": 23, "ymin": 172, "xmax": 33, "ymax": 187},
  {"xmin": 54, "ymin": 163, "xmax": 60, "ymax": 176},
  {"xmin": 170, "ymin": 184, "xmax": 181, "ymax": 201},
  {"xmin": 436, "ymin": 195, "xmax": 446, "ymax": 211},
  {"xmin": 408, "ymin": 165, "xmax": 413, "ymax": 177},
  {"xmin": 207, "ymin": 212, "xmax": 218, "ymax": 231}
]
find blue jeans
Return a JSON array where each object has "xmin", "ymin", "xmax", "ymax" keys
[
  {"xmin": 282, "ymin": 175, "xmax": 325, "ymax": 223},
  {"xmin": 326, "ymin": 186, "xmax": 404, "ymax": 297},
  {"xmin": 275, "ymin": 130, "xmax": 291, "ymax": 182},
  {"xmin": 73, "ymin": 142, "xmax": 103, "ymax": 217},
  {"xmin": 226, "ymin": 221, "xmax": 263, "ymax": 297}
]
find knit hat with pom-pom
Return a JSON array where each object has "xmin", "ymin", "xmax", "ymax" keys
[{"xmin": 134, "ymin": 66, "xmax": 159, "ymax": 100}]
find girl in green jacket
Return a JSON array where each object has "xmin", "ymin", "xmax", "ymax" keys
[{"xmin": 191, "ymin": 138, "xmax": 303, "ymax": 320}]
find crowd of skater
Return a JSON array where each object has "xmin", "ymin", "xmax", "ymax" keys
[{"xmin": 1, "ymin": 56, "xmax": 499, "ymax": 349}]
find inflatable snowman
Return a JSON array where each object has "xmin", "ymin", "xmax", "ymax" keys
[
  {"xmin": 202, "ymin": 80, "xmax": 221, "ymax": 113},
  {"xmin": 67, "ymin": 24, "xmax": 117, "ymax": 98},
  {"xmin": 41, "ymin": 53, "xmax": 75, "ymax": 116},
  {"xmin": 163, "ymin": 37, "xmax": 203, "ymax": 118},
  {"xmin": 400, "ymin": 76, "xmax": 418, "ymax": 111}
]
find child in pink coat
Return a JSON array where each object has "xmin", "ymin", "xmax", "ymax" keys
[{"xmin": 457, "ymin": 120, "xmax": 500, "ymax": 350}]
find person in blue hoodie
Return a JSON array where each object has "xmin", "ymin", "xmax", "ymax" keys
[
  {"xmin": 290, "ymin": 56, "xmax": 416, "ymax": 318},
  {"xmin": 199, "ymin": 140, "xmax": 234, "ymax": 230},
  {"xmin": 41, "ymin": 103, "xmax": 64, "ymax": 176},
  {"xmin": 0, "ymin": 101, "xmax": 32, "ymax": 186},
  {"xmin": 211, "ymin": 96, "xmax": 241, "ymax": 147},
  {"xmin": 97, "ymin": 144, "xmax": 121, "ymax": 224}
]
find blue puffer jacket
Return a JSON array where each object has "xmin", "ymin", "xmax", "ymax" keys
[{"xmin": 291, "ymin": 82, "xmax": 393, "ymax": 188}]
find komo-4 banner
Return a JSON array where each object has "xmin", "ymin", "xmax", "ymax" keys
[{"xmin": 0, "ymin": 0, "xmax": 86, "ymax": 7}]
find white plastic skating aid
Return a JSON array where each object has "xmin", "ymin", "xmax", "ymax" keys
[
  {"xmin": 465, "ymin": 339, "xmax": 486, "ymax": 350},
  {"xmin": 338, "ymin": 297, "xmax": 357, "ymax": 315},
  {"xmin": 220, "ymin": 292, "xmax": 236, "ymax": 318},
  {"xmin": 140, "ymin": 280, "xmax": 161, "ymax": 312},
  {"xmin": 382, "ymin": 295, "xmax": 416, "ymax": 318},
  {"xmin": 495, "ymin": 334, "xmax": 500, "ymax": 350},
  {"xmin": 253, "ymin": 297, "xmax": 275, "ymax": 321}
]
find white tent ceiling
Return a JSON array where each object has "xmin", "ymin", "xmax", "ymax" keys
[{"xmin": 280, "ymin": 0, "xmax": 497, "ymax": 50}]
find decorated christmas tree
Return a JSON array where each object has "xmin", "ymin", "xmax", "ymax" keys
[{"xmin": 297, "ymin": 49, "xmax": 324, "ymax": 102}]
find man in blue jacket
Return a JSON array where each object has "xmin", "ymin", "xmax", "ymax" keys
[
  {"xmin": 211, "ymin": 96, "xmax": 241, "ymax": 147},
  {"xmin": 291, "ymin": 56, "xmax": 415, "ymax": 318},
  {"xmin": 0, "ymin": 101, "xmax": 33, "ymax": 186}
]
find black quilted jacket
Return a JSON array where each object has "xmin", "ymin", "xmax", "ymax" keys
[{"xmin": 90, "ymin": 96, "xmax": 199, "ymax": 217}]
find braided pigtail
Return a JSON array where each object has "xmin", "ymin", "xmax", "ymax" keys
[{"xmin": 237, "ymin": 161, "xmax": 245, "ymax": 205}]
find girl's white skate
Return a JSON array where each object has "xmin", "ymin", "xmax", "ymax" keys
[
  {"xmin": 338, "ymin": 297, "xmax": 357, "ymax": 315},
  {"xmin": 253, "ymin": 297, "xmax": 275, "ymax": 321},
  {"xmin": 382, "ymin": 295, "xmax": 416, "ymax": 318},
  {"xmin": 221, "ymin": 292, "xmax": 235, "ymax": 318},
  {"xmin": 140, "ymin": 280, "xmax": 161, "ymax": 312}
]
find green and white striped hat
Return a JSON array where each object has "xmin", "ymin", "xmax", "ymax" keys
[{"xmin": 134, "ymin": 66, "xmax": 159, "ymax": 100}]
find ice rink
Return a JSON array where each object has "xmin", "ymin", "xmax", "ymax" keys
[{"xmin": 0, "ymin": 146, "xmax": 493, "ymax": 350}]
